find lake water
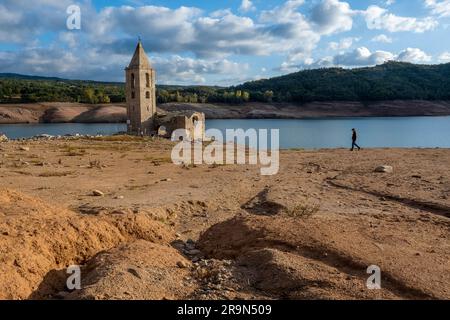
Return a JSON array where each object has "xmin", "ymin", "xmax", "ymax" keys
[{"xmin": 1, "ymin": 116, "xmax": 450, "ymax": 149}]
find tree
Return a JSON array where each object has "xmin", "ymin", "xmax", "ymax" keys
[
  {"xmin": 175, "ymin": 91, "xmax": 183, "ymax": 103},
  {"xmin": 263, "ymin": 90, "xmax": 274, "ymax": 102},
  {"xmin": 82, "ymin": 87, "xmax": 97, "ymax": 104},
  {"xmin": 242, "ymin": 91, "xmax": 250, "ymax": 102}
]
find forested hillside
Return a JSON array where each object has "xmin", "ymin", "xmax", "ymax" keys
[
  {"xmin": 235, "ymin": 62, "xmax": 450, "ymax": 102},
  {"xmin": 1, "ymin": 62, "xmax": 450, "ymax": 104}
]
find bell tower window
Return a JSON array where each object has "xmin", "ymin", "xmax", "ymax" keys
[
  {"xmin": 146, "ymin": 91, "xmax": 150, "ymax": 99},
  {"xmin": 146, "ymin": 73, "xmax": 150, "ymax": 88},
  {"xmin": 131, "ymin": 91, "xmax": 135, "ymax": 99},
  {"xmin": 131, "ymin": 73, "xmax": 135, "ymax": 89}
]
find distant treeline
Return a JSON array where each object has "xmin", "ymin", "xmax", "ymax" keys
[
  {"xmin": 1, "ymin": 61, "xmax": 450, "ymax": 104},
  {"xmin": 0, "ymin": 77, "xmax": 253, "ymax": 104},
  {"xmin": 0, "ymin": 78, "xmax": 123, "ymax": 104}
]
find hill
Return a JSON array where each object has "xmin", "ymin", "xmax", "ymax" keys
[
  {"xmin": 1, "ymin": 62, "xmax": 450, "ymax": 104},
  {"xmin": 235, "ymin": 62, "xmax": 450, "ymax": 102}
]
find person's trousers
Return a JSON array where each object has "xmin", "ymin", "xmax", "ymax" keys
[{"xmin": 352, "ymin": 141, "xmax": 360, "ymax": 150}]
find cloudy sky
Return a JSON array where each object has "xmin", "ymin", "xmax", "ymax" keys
[{"xmin": 1, "ymin": 0, "xmax": 450, "ymax": 85}]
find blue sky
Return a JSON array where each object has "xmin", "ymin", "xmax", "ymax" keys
[{"xmin": 1, "ymin": 0, "xmax": 450, "ymax": 85}]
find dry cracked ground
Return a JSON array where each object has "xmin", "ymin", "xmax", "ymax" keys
[{"xmin": 0, "ymin": 136, "xmax": 449, "ymax": 300}]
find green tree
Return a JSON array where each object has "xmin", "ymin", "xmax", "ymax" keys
[
  {"xmin": 263, "ymin": 90, "xmax": 274, "ymax": 102},
  {"xmin": 82, "ymin": 87, "xmax": 97, "ymax": 104},
  {"xmin": 242, "ymin": 91, "xmax": 250, "ymax": 102}
]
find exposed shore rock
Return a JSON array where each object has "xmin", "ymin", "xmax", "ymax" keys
[{"xmin": 1, "ymin": 100, "xmax": 450, "ymax": 124}]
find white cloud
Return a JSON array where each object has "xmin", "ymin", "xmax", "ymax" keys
[
  {"xmin": 364, "ymin": 5, "xmax": 438, "ymax": 32},
  {"xmin": 371, "ymin": 34, "xmax": 393, "ymax": 43},
  {"xmin": 258, "ymin": 0, "xmax": 321, "ymax": 63},
  {"xmin": 2, "ymin": 1, "xmax": 335, "ymax": 83},
  {"xmin": 438, "ymin": 51, "xmax": 450, "ymax": 62},
  {"xmin": 0, "ymin": 0, "xmax": 77, "ymax": 42},
  {"xmin": 396, "ymin": 48, "xmax": 432, "ymax": 63},
  {"xmin": 154, "ymin": 56, "xmax": 249, "ymax": 84},
  {"xmin": 92, "ymin": 2, "xmax": 324, "ymax": 62},
  {"xmin": 310, "ymin": 0, "xmax": 355, "ymax": 35},
  {"xmin": 239, "ymin": 0, "xmax": 255, "ymax": 13},
  {"xmin": 328, "ymin": 37, "xmax": 359, "ymax": 50},
  {"xmin": 0, "ymin": 0, "xmax": 358, "ymax": 80},
  {"xmin": 0, "ymin": 44, "xmax": 249, "ymax": 85},
  {"xmin": 299, "ymin": 47, "xmax": 433, "ymax": 70},
  {"xmin": 425, "ymin": 0, "xmax": 450, "ymax": 17},
  {"xmin": 385, "ymin": 0, "xmax": 396, "ymax": 6},
  {"xmin": 0, "ymin": 1, "xmax": 445, "ymax": 84},
  {"xmin": 333, "ymin": 47, "xmax": 395, "ymax": 66}
]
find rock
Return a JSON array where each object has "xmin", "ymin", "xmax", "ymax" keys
[
  {"xmin": 19, "ymin": 146, "xmax": 30, "ymax": 151},
  {"xmin": 177, "ymin": 260, "xmax": 189, "ymax": 268},
  {"xmin": 111, "ymin": 209, "xmax": 127, "ymax": 215},
  {"xmin": 54, "ymin": 291, "xmax": 69, "ymax": 300},
  {"xmin": 198, "ymin": 260, "xmax": 209, "ymax": 267},
  {"xmin": 92, "ymin": 190, "xmax": 104, "ymax": 197},
  {"xmin": 161, "ymin": 178, "xmax": 172, "ymax": 182},
  {"xmin": 114, "ymin": 195, "xmax": 124, "ymax": 199},
  {"xmin": 0, "ymin": 134, "xmax": 8, "ymax": 142},
  {"xmin": 196, "ymin": 268, "xmax": 209, "ymax": 278},
  {"xmin": 35, "ymin": 134, "xmax": 54, "ymax": 139},
  {"xmin": 172, "ymin": 240, "xmax": 185, "ymax": 251},
  {"xmin": 187, "ymin": 249, "xmax": 201, "ymax": 256},
  {"xmin": 127, "ymin": 268, "xmax": 142, "ymax": 279},
  {"xmin": 374, "ymin": 165, "xmax": 393, "ymax": 173}
]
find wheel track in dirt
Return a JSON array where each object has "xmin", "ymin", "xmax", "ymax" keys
[{"xmin": 325, "ymin": 176, "xmax": 450, "ymax": 219}]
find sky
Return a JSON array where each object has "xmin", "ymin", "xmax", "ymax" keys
[{"xmin": 1, "ymin": 0, "xmax": 450, "ymax": 85}]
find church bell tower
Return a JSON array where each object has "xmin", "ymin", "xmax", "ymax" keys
[{"xmin": 125, "ymin": 40, "xmax": 156, "ymax": 135}]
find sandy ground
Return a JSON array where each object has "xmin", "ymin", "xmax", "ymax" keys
[
  {"xmin": 2, "ymin": 100, "xmax": 450, "ymax": 124},
  {"xmin": 0, "ymin": 137, "xmax": 449, "ymax": 300}
]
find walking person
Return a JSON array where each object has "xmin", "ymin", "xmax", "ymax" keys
[{"xmin": 351, "ymin": 128, "xmax": 361, "ymax": 151}]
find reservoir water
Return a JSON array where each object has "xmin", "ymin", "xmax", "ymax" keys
[{"xmin": 1, "ymin": 116, "xmax": 449, "ymax": 149}]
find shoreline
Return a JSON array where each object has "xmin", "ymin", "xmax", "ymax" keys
[
  {"xmin": 1, "ymin": 100, "xmax": 450, "ymax": 124},
  {"xmin": 1, "ymin": 134, "xmax": 448, "ymax": 151}
]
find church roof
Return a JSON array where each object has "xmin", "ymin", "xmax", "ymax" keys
[{"xmin": 127, "ymin": 40, "xmax": 152, "ymax": 69}]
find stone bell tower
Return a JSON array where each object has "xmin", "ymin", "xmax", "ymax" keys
[{"xmin": 125, "ymin": 40, "xmax": 156, "ymax": 135}]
